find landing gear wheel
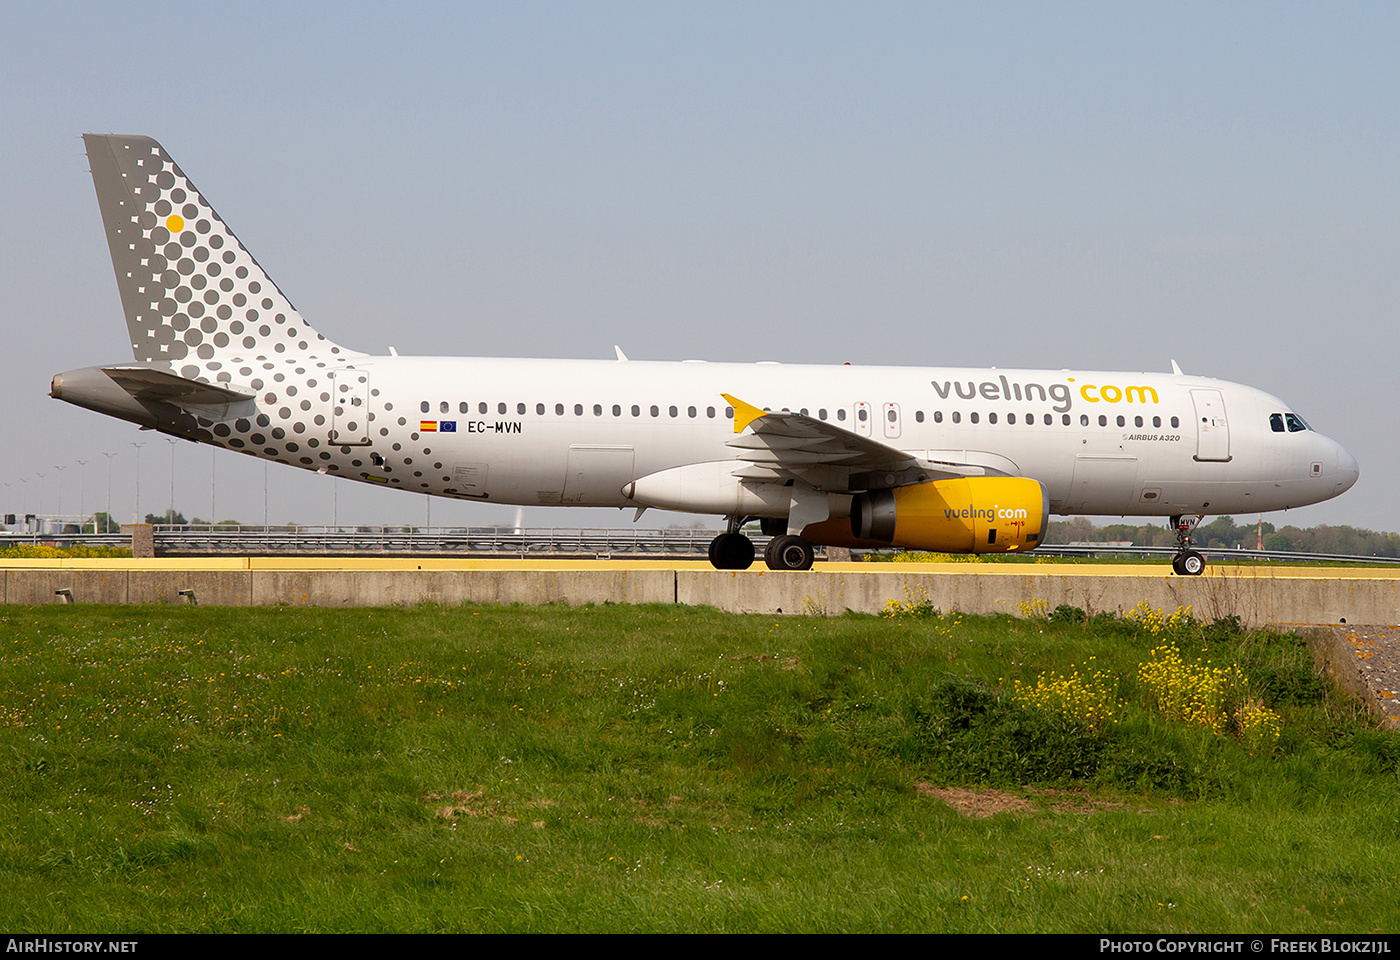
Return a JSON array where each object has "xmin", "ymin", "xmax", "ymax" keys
[
  {"xmin": 708, "ymin": 532, "xmax": 755, "ymax": 570},
  {"xmin": 764, "ymin": 535, "xmax": 815, "ymax": 571},
  {"xmin": 1169, "ymin": 514, "xmax": 1207, "ymax": 576}
]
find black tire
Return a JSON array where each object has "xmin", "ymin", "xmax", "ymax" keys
[
  {"xmin": 1181, "ymin": 550, "xmax": 1205, "ymax": 576},
  {"xmin": 710, "ymin": 532, "xmax": 754, "ymax": 570},
  {"xmin": 763, "ymin": 535, "xmax": 782, "ymax": 567},
  {"xmin": 765, "ymin": 535, "xmax": 815, "ymax": 571}
]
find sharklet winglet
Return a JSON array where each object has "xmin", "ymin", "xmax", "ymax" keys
[{"xmin": 722, "ymin": 393, "xmax": 767, "ymax": 434}]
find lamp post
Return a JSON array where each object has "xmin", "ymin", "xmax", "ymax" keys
[
  {"xmin": 131, "ymin": 442, "xmax": 145, "ymax": 523},
  {"xmin": 76, "ymin": 460, "xmax": 87, "ymax": 533},
  {"xmin": 54, "ymin": 465, "xmax": 65, "ymax": 526},
  {"xmin": 166, "ymin": 438, "xmax": 176, "ymax": 524},
  {"xmin": 102, "ymin": 452, "xmax": 117, "ymax": 533}
]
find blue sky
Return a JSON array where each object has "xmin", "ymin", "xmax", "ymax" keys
[{"xmin": 2, "ymin": 2, "xmax": 1396, "ymax": 532}]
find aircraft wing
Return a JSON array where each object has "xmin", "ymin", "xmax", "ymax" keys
[{"xmin": 722, "ymin": 393, "xmax": 1005, "ymax": 493}]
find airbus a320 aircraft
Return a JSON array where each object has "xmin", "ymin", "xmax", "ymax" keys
[{"xmin": 52, "ymin": 135, "xmax": 1359, "ymax": 574}]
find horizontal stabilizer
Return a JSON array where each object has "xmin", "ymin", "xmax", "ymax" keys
[{"xmin": 101, "ymin": 365, "xmax": 255, "ymax": 404}]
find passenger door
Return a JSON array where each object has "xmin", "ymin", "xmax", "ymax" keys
[{"xmin": 1191, "ymin": 389, "xmax": 1230, "ymax": 462}]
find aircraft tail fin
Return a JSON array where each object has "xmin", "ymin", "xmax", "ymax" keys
[{"xmin": 82, "ymin": 134, "xmax": 360, "ymax": 371}]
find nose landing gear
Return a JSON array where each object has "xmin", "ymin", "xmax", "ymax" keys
[{"xmin": 1170, "ymin": 514, "xmax": 1206, "ymax": 575}]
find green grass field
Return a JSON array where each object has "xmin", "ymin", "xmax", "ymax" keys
[{"xmin": 1, "ymin": 601, "xmax": 1396, "ymax": 932}]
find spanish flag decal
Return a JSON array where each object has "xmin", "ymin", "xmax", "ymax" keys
[{"xmin": 420, "ymin": 420, "xmax": 437, "ymax": 432}]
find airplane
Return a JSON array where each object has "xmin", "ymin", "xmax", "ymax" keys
[{"xmin": 51, "ymin": 135, "xmax": 1360, "ymax": 575}]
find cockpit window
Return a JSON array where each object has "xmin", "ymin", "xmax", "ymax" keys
[
  {"xmin": 1285, "ymin": 413, "xmax": 1309, "ymax": 432},
  {"xmin": 1270, "ymin": 413, "xmax": 1285, "ymax": 433}
]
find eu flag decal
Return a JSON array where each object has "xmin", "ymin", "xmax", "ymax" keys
[{"xmin": 439, "ymin": 421, "xmax": 457, "ymax": 432}]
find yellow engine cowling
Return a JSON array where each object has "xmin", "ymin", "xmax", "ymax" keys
[{"xmin": 827, "ymin": 476, "xmax": 1048, "ymax": 553}]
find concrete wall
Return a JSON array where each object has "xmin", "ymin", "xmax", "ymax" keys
[
  {"xmin": 4, "ymin": 561, "xmax": 1399, "ymax": 627},
  {"xmin": 676, "ymin": 566, "xmax": 1400, "ymax": 627}
]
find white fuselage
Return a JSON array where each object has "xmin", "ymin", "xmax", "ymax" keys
[{"xmin": 323, "ymin": 356, "xmax": 1357, "ymax": 519}]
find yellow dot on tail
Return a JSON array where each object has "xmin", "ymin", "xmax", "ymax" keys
[{"xmin": 166, "ymin": 214, "xmax": 184, "ymax": 233}]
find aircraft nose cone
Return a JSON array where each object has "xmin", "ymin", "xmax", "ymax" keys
[{"xmin": 1336, "ymin": 443, "xmax": 1360, "ymax": 493}]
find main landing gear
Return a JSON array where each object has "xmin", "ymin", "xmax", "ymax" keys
[
  {"xmin": 707, "ymin": 518, "xmax": 816, "ymax": 571},
  {"xmin": 708, "ymin": 531, "xmax": 755, "ymax": 570},
  {"xmin": 1170, "ymin": 514, "xmax": 1206, "ymax": 576}
]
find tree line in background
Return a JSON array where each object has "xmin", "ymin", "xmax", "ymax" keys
[{"xmin": 1044, "ymin": 516, "xmax": 1400, "ymax": 558}]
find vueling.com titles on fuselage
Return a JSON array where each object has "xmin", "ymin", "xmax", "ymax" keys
[{"xmin": 931, "ymin": 377, "xmax": 1160, "ymax": 413}]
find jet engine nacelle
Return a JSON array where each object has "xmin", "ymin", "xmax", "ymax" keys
[{"xmin": 847, "ymin": 476, "xmax": 1048, "ymax": 553}]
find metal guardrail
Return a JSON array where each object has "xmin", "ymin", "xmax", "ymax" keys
[
  {"xmin": 1029, "ymin": 544, "xmax": 1400, "ymax": 565},
  {"xmin": 146, "ymin": 525, "xmax": 732, "ymax": 557},
  {"xmin": 1, "ymin": 525, "xmax": 736, "ymax": 558},
  {"xmin": 3, "ymin": 524, "xmax": 1400, "ymax": 565}
]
